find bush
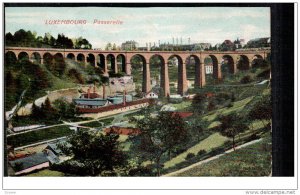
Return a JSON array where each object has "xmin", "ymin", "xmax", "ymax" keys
[
  {"xmin": 197, "ymin": 150, "xmax": 206, "ymax": 156},
  {"xmin": 240, "ymin": 75, "xmax": 252, "ymax": 84},
  {"xmin": 185, "ymin": 153, "xmax": 195, "ymax": 160}
]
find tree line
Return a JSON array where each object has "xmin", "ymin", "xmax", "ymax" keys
[{"xmin": 5, "ymin": 29, "xmax": 92, "ymax": 49}]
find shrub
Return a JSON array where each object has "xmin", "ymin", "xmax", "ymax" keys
[
  {"xmin": 240, "ymin": 75, "xmax": 252, "ymax": 84},
  {"xmin": 197, "ymin": 150, "xmax": 206, "ymax": 156},
  {"xmin": 185, "ymin": 153, "xmax": 195, "ymax": 160}
]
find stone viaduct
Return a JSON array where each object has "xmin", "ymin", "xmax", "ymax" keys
[{"xmin": 5, "ymin": 47, "xmax": 270, "ymax": 96}]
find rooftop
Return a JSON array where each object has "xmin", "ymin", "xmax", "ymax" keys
[
  {"xmin": 9, "ymin": 152, "xmax": 49, "ymax": 171},
  {"xmin": 74, "ymin": 98, "xmax": 108, "ymax": 106}
]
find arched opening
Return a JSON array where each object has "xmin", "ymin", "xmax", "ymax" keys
[
  {"xmin": 149, "ymin": 55, "xmax": 165, "ymax": 96},
  {"xmin": 204, "ymin": 55, "xmax": 219, "ymax": 84},
  {"xmin": 31, "ymin": 52, "xmax": 42, "ymax": 64},
  {"xmin": 97, "ymin": 54, "xmax": 106, "ymax": 72},
  {"xmin": 221, "ymin": 55, "xmax": 235, "ymax": 79},
  {"xmin": 18, "ymin": 52, "xmax": 29, "ymax": 62},
  {"xmin": 5, "ymin": 51, "xmax": 17, "ymax": 65},
  {"xmin": 87, "ymin": 53, "xmax": 95, "ymax": 66},
  {"xmin": 130, "ymin": 54, "xmax": 147, "ymax": 93},
  {"xmin": 186, "ymin": 55, "xmax": 200, "ymax": 90},
  {"xmin": 168, "ymin": 55, "xmax": 184, "ymax": 95},
  {"xmin": 117, "ymin": 54, "xmax": 126, "ymax": 73},
  {"xmin": 53, "ymin": 53, "xmax": 65, "ymax": 76},
  {"xmin": 67, "ymin": 53, "xmax": 75, "ymax": 60},
  {"xmin": 77, "ymin": 53, "xmax": 85, "ymax": 63},
  {"xmin": 237, "ymin": 55, "xmax": 250, "ymax": 71},
  {"xmin": 43, "ymin": 53, "xmax": 53, "ymax": 67},
  {"xmin": 107, "ymin": 54, "xmax": 116, "ymax": 73},
  {"xmin": 251, "ymin": 55, "xmax": 267, "ymax": 69}
]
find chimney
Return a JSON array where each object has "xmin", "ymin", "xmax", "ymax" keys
[
  {"xmin": 87, "ymin": 87, "xmax": 91, "ymax": 99},
  {"xmin": 103, "ymin": 84, "xmax": 106, "ymax": 99},
  {"xmin": 123, "ymin": 89, "xmax": 126, "ymax": 106}
]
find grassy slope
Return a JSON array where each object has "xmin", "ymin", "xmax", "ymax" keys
[
  {"xmin": 174, "ymin": 134, "xmax": 271, "ymax": 176},
  {"xmin": 25, "ymin": 169, "xmax": 65, "ymax": 177},
  {"xmin": 164, "ymin": 132, "xmax": 229, "ymax": 169}
]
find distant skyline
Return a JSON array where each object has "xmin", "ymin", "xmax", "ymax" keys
[{"xmin": 5, "ymin": 6, "xmax": 270, "ymax": 48}]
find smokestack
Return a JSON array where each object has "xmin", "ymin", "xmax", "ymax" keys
[
  {"xmin": 102, "ymin": 84, "xmax": 106, "ymax": 99},
  {"xmin": 123, "ymin": 89, "xmax": 126, "ymax": 106},
  {"xmin": 87, "ymin": 87, "xmax": 91, "ymax": 99}
]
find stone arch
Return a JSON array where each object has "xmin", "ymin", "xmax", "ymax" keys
[
  {"xmin": 237, "ymin": 55, "xmax": 250, "ymax": 70},
  {"xmin": 31, "ymin": 52, "xmax": 42, "ymax": 64},
  {"xmin": 5, "ymin": 51, "xmax": 17, "ymax": 64},
  {"xmin": 77, "ymin": 53, "xmax": 85, "ymax": 63},
  {"xmin": 67, "ymin": 53, "xmax": 75, "ymax": 60},
  {"xmin": 107, "ymin": 54, "xmax": 116, "ymax": 73},
  {"xmin": 43, "ymin": 52, "xmax": 53, "ymax": 65},
  {"xmin": 87, "ymin": 53, "xmax": 95, "ymax": 66},
  {"xmin": 251, "ymin": 54, "xmax": 266, "ymax": 69},
  {"xmin": 186, "ymin": 55, "xmax": 202, "ymax": 89},
  {"xmin": 18, "ymin": 52, "xmax": 29, "ymax": 61},
  {"xmin": 116, "ymin": 54, "xmax": 126, "ymax": 73},
  {"xmin": 97, "ymin": 54, "xmax": 106, "ymax": 72},
  {"xmin": 130, "ymin": 54, "xmax": 149, "ymax": 93},
  {"xmin": 168, "ymin": 55, "xmax": 185, "ymax": 95},
  {"xmin": 222, "ymin": 55, "xmax": 235, "ymax": 75},
  {"xmin": 149, "ymin": 54, "xmax": 168, "ymax": 96}
]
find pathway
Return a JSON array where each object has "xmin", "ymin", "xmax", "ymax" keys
[{"xmin": 162, "ymin": 138, "xmax": 262, "ymax": 177}]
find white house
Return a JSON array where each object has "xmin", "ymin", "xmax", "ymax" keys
[{"xmin": 145, "ymin": 92, "xmax": 158, "ymax": 99}]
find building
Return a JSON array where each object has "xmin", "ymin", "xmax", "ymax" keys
[
  {"xmin": 144, "ymin": 91, "xmax": 158, "ymax": 99},
  {"xmin": 9, "ymin": 152, "xmax": 50, "ymax": 175},
  {"xmin": 121, "ymin": 40, "xmax": 139, "ymax": 50},
  {"xmin": 74, "ymin": 98, "xmax": 110, "ymax": 109},
  {"xmin": 205, "ymin": 64, "xmax": 213, "ymax": 74},
  {"xmin": 246, "ymin": 37, "xmax": 270, "ymax": 48}
]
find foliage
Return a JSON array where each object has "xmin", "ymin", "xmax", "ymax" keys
[
  {"xmin": 185, "ymin": 153, "xmax": 195, "ymax": 160},
  {"xmin": 56, "ymin": 130, "xmax": 127, "ymax": 176},
  {"xmin": 174, "ymin": 135, "xmax": 272, "ymax": 176},
  {"xmin": 5, "ymin": 29, "xmax": 92, "ymax": 49},
  {"xmin": 191, "ymin": 93, "xmax": 207, "ymax": 114},
  {"xmin": 240, "ymin": 75, "xmax": 252, "ymax": 84},
  {"xmin": 248, "ymin": 95, "xmax": 272, "ymax": 130},
  {"xmin": 132, "ymin": 109, "xmax": 189, "ymax": 176},
  {"xmin": 217, "ymin": 113, "xmax": 249, "ymax": 150}
]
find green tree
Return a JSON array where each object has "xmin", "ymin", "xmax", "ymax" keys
[
  {"xmin": 191, "ymin": 93, "xmax": 207, "ymax": 114},
  {"xmin": 248, "ymin": 95, "xmax": 272, "ymax": 130},
  {"xmin": 132, "ymin": 110, "xmax": 188, "ymax": 176},
  {"xmin": 57, "ymin": 130, "xmax": 127, "ymax": 176},
  {"xmin": 218, "ymin": 113, "xmax": 248, "ymax": 151}
]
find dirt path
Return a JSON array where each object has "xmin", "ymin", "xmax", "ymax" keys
[{"xmin": 162, "ymin": 138, "xmax": 262, "ymax": 177}]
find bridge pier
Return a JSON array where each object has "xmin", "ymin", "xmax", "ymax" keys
[
  {"xmin": 200, "ymin": 62, "xmax": 206, "ymax": 87},
  {"xmin": 125, "ymin": 63, "xmax": 131, "ymax": 75},
  {"xmin": 161, "ymin": 63, "xmax": 170, "ymax": 96},
  {"xmin": 142, "ymin": 62, "xmax": 151, "ymax": 93},
  {"xmin": 114, "ymin": 58, "xmax": 118, "ymax": 73},
  {"xmin": 178, "ymin": 62, "xmax": 188, "ymax": 96}
]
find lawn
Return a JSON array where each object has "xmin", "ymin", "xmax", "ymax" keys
[
  {"xmin": 7, "ymin": 126, "xmax": 73, "ymax": 148},
  {"xmin": 202, "ymin": 96, "xmax": 254, "ymax": 122},
  {"xmin": 25, "ymin": 169, "xmax": 65, "ymax": 177},
  {"xmin": 163, "ymin": 132, "xmax": 229, "ymax": 169},
  {"xmin": 169, "ymin": 101, "xmax": 192, "ymax": 111},
  {"xmin": 174, "ymin": 134, "xmax": 271, "ymax": 176}
]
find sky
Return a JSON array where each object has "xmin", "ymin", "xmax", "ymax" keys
[{"xmin": 5, "ymin": 6, "xmax": 270, "ymax": 48}]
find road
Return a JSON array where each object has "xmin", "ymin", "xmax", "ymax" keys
[
  {"xmin": 162, "ymin": 138, "xmax": 263, "ymax": 177},
  {"xmin": 7, "ymin": 109, "xmax": 141, "ymax": 137}
]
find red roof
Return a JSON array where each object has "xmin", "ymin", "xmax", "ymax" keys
[
  {"xmin": 171, "ymin": 112, "xmax": 193, "ymax": 118},
  {"xmin": 104, "ymin": 126, "xmax": 141, "ymax": 135}
]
